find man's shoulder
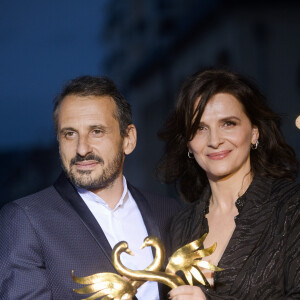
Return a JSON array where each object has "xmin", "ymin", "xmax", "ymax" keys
[
  {"xmin": 1, "ymin": 173, "xmax": 73, "ymax": 212},
  {"xmin": 1, "ymin": 184, "xmax": 60, "ymax": 214},
  {"xmin": 135, "ymin": 187, "xmax": 177, "ymax": 202},
  {"xmin": 128, "ymin": 183, "xmax": 182, "ymax": 207}
]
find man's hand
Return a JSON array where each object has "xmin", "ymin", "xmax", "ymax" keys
[{"xmin": 169, "ymin": 285, "xmax": 207, "ymax": 300}]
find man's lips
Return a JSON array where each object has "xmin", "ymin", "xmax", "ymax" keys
[
  {"xmin": 207, "ymin": 150, "xmax": 231, "ymax": 160},
  {"xmin": 74, "ymin": 160, "xmax": 99, "ymax": 169}
]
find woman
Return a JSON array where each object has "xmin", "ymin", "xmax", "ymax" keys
[{"xmin": 156, "ymin": 69, "xmax": 300, "ymax": 299}]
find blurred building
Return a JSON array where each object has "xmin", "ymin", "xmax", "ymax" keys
[
  {"xmin": 100, "ymin": 0, "xmax": 300, "ymax": 196},
  {"xmin": 1, "ymin": 0, "xmax": 299, "ymax": 205}
]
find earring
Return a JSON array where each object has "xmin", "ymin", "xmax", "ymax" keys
[
  {"xmin": 188, "ymin": 151, "xmax": 194, "ymax": 159},
  {"xmin": 251, "ymin": 140, "xmax": 259, "ymax": 150}
]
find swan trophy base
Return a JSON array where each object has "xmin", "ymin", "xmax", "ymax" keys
[{"xmin": 72, "ymin": 234, "xmax": 223, "ymax": 299}]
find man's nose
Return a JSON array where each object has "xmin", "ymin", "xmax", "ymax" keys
[{"xmin": 76, "ymin": 136, "xmax": 92, "ymax": 157}]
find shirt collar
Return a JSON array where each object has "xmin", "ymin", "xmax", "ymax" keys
[{"xmin": 76, "ymin": 176, "xmax": 129, "ymax": 211}]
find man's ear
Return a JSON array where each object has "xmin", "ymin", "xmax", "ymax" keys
[{"xmin": 123, "ymin": 124, "xmax": 137, "ymax": 155}]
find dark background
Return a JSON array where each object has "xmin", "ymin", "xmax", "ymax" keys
[{"xmin": 1, "ymin": 0, "xmax": 300, "ymax": 207}]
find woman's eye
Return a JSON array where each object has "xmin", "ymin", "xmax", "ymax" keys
[{"xmin": 198, "ymin": 124, "xmax": 206, "ymax": 131}]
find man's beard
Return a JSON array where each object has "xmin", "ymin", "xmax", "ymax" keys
[{"xmin": 61, "ymin": 146, "xmax": 124, "ymax": 191}]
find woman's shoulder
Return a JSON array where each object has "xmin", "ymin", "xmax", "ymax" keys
[
  {"xmin": 172, "ymin": 185, "xmax": 210, "ymax": 227},
  {"xmin": 267, "ymin": 177, "xmax": 300, "ymax": 222},
  {"xmin": 169, "ymin": 187, "xmax": 210, "ymax": 251},
  {"xmin": 253, "ymin": 176, "xmax": 300, "ymax": 203},
  {"xmin": 173, "ymin": 201, "xmax": 201, "ymax": 220},
  {"xmin": 270, "ymin": 177, "xmax": 300, "ymax": 202},
  {"xmin": 169, "ymin": 201, "xmax": 203, "ymax": 252}
]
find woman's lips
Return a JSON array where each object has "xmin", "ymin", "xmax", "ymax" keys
[{"xmin": 207, "ymin": 150, "xmax": 231, "ymax": 160}]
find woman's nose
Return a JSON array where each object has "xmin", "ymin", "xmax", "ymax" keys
[{"xmin": 207, "ymin": 128, "xmax": 224, "ymax": 148}]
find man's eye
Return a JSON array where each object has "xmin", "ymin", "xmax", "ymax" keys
[
  {"xmin": 64, "ymin": 132, "xmax": 75, "ymax": 138},
  {"xmin": 93, "ymin": 129, "xmax": 101, "ymax": 134},
  {"xmin": 224, "ymin": 121, "xmax": 236, "ymax": 127},
  {"xmin": 91, "ymin": 129, "xmax": 104, "ymax": 136}
]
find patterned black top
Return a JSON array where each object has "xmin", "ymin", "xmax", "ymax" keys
[{"xmin": 170, "ymin": 176, "xmax": 300, "ymax": 299}]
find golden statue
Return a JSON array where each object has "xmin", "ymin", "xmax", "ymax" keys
[
  {"xmin": 72, "ymin": 236, "xmax": 165, "ymax": 300},
  {"xmin": 73, "ymin": 234, "xmax": 223, "ymax": 299},
  {"xmin": 165, "ymin": 233, "xmax": 223, "ymax": 286}
]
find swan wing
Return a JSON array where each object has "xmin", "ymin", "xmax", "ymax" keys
[
  {"xmin": 165, "ymin": 234, "xmax": 223, "ymax": 285},
  {"xmin": 73, "ymin": 271, "xmax": 137, "ymax": 300}
]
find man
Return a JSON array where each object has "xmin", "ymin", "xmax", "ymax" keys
[{"xmin": 0, "ymin": 76, "xmax": 181, "ymax": 299}]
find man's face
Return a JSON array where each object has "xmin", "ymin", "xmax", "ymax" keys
[{"xmin": 57, "ymin": 94, "xmax": 125, "ymax": 191}]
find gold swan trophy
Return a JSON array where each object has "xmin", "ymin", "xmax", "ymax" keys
[{"xmin": 72, "ymin": 234, "xmax": 223, "ymax": 300}]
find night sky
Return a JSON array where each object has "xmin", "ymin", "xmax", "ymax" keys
[{"xmin": 0, "ymin": 0, "xmax": 105, "ymax": 151}]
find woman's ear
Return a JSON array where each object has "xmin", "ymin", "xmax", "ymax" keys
[
  {"xmin": 251, "ymin": 126, "xmax": 259, "ymax": 144},
  {"xmin": 187, "ymin": 142, "xmax": 193, "ymax": 154},
  {"xmin": 123, "ymin": 124, "xmax": 137, "ymax": 155}
]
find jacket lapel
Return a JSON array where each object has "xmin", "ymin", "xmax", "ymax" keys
[
  {"xmin": 128, "ymin": 183, "xmax": 166, "ymax": 300},
  {"xmin": 53, "ymin": 173, "xmax": 114, "ymax": 270},
  {"xmin": 128, "ymin": 182, "xmax": 161, "ymax": 240},
  {"xmin": 54, "ymin": 175, "xmax": 162, "ymax": 299}
]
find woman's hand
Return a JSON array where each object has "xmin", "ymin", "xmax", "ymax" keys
[{"xmin": 169, "ymin": 285, "xmax": 207, "ymax": 299}]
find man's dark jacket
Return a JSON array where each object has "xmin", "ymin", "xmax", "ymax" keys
[{"xmin": 0, "ymin": 173, "xmax": 182, "ymax": 299}]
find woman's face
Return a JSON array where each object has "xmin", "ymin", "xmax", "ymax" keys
[{"xmin": 188, "ymin": 93, "xmax": 259, "ymax": 181}]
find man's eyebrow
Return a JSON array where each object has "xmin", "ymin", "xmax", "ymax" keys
[
  {"xmin": 88, "ymin": 124, "xmax": 110, "ymax": 132},
  {"xmin": 89, "ymin": 124, "xmax": 107, "ymax": 129},
  {"xmin": 59, "ymin": 125, "xmax": 110, "ymax": 135},
  {"xmin": 59, "ymin": 127, "xmax": 77, "ymax": 134}
]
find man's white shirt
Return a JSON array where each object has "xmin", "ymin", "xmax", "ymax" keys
[{"xmin": 77, "ymin": 176, "xmax": 160, "ymax": 300}]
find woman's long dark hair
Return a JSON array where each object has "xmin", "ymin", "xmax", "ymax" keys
[{"xmin": 156, "ymin": 69, "xmax": 299, "ymax": 202}]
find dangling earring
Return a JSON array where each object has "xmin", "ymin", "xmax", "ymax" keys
[
  {"xmin": 188, "ymin": 151, "xmax": 194, "ymax": 159},
  {"xmin": 251, "ymin": 140, "xmax": 259, "ymax": 150}
]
